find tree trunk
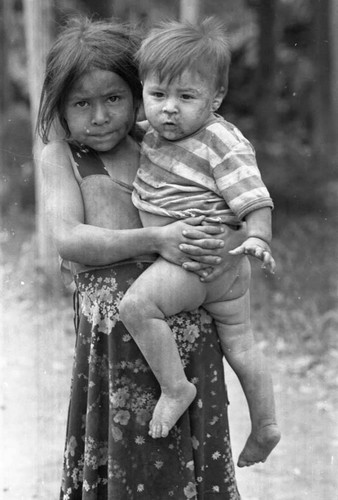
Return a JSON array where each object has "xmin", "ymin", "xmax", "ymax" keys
[
  {"xmin": 179, "ymin": 0, "xmax": 202, "ymax": 23},
  {"xmin": 0, "ymin": 1, "xmax": 11, "ymax": 171},
  {"xmin": 23, "ymin": 0, "xmax": 62, "ymax": 292},
  {"xmin": 254, "ymin": 0, "xmax": 277, "ymax": 141},
  {"xmin": 0, "ymin": 2, "xmax": 11, "ymax": 118},
  {"xmin": 329, "ymin": 0, "xmax": 338, "ymax": 157},
  {"xmin": 312, "ymin": 0, "xmax": 332, "ymax": 160}
]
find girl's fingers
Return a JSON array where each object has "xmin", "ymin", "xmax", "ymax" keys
[
  {"xmin": 179, "ymin": 242, "xmax": 223, "ymax": 254},
  {"xmin": 182, "ymin": 230, "xmax": 213, "ymax": 240},
  {"xmin": 199, "ymin": 266, "xmax": 224, "ymax": 282},
  {"xmin": 192, "ymin": 255, "xmax": 222, "ymax": 264},
  {"xmin": 197, "ymin": 224, "xmax": 225, "ymax": 235},
  {"xmin": 180, "ymin": 244, "xmax": 222, "ymax": 263},
  {"xmin": 182, "ymin": 261, "xmax": 213, "ymax": 273},
  {"xmin": 183, "ymin": 216, "xmax": 206, "ymax": 226},
  {"xmin": 183, "ymin": 225, "xmax": 224, "ymax": 238}
]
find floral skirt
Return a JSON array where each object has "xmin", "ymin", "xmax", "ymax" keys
[{"xmin": 60, "ymin": 262, "xmax": 240, "ymax": 500}]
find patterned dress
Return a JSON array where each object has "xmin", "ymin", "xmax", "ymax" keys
[
  {"xmin": 57, "ymin": 142, "xmax": 240, "ymax": 499},
  {"xmin": 60, "ymin": 263, "xmax": 240, "ymax": 500}
]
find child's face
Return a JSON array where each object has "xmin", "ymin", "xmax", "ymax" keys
[
  {"xmin": 64, "ymin": 69, "xmax": 136, "ymax": 152},
  {"xmin": 142, "ymin": 69, "xmax": 225, "ymax": 141}
]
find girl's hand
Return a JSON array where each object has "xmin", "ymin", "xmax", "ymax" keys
[
  {"xmin": 229, "ymin": 236, "xmax": 276, "ymax": 274},
  {"xmin": 156, "ymin": 216, "xmax": 226, "ymax": 268},
  {"xmin": 182, "ymin": 222, "xmax": 247, "ymax": 281}
]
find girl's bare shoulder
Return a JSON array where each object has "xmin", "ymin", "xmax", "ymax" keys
[
  {"xmin": 40, "ymin": 139, "xmax": 70, "ymax": 163},
  {"xmin": 39, "ymin": 141, "xmax": 76, "ymax": 181}
]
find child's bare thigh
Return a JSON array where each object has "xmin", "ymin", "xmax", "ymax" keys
[
  {"xmin": 129, "ymin": 257, "xmax": 208, "ymax": 316},
  {"xmin": 129, "ymin": 257, "xmax": 249, "ymax": 317},
  {"xmin": 205, "ymin": 255, "xmax": 251, "ymax": 304}
]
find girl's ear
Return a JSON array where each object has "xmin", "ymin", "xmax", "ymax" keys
[
  {"xmin": 136, "ymin": 101, "xmax": 146, "ymax": 122},
  {"xmin": 212, "ymin": 86, "xmax": 227, "ymax": 112}
]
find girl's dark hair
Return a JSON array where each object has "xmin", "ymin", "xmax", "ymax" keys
[
  {"xmin": 136, "ymin": 17, "xmax": 231, "ymax": 93},
  {"xmin": 37, "ymin": 17, "xmax": 142, "ymax": 143}
]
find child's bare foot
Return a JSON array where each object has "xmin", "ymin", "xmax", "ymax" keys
[
  {"xmin": 237, "ymin": 423, "xmax": 281, "ymax": 467},
  {"xmin": 149, "ymin": 382, "xmax": 197, "ymax": 438}
]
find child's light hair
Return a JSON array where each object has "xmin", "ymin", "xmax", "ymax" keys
[
  {"xmin": 136, "ymin": 17, "xmax": 231, "ymax": 93},
  {"xmin": 37, "ymin": 17, "xmax": 142, "ymax": 143}
]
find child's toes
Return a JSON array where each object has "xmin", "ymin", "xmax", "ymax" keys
[
  {"xmin": 149, "ymin": 422, "xmax": 162, "ymax": 439},
  {"xmin": 161, "ymin": 425, "xmax": 169, "ymax": 438}
]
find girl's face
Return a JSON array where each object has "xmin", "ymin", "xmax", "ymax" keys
[{"xmin": 64, "ymin": 69, "xmax": 136, "ymax": 152}]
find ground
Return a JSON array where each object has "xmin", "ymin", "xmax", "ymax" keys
[{"xmin": 1, "ymin": 216, "xmax": 338, "ymax": 499}]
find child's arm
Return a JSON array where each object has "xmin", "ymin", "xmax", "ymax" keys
[{"xmin": 229, "ymin": 207, "xmax": 276, "ymax": 274}]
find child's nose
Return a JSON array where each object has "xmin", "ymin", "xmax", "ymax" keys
[
  {"xmin": 162, "ymin": 97, "xmax": 178, "ymax": 114},
  {"xmin": 91, "ymin": 103, "xmax": 109, "ymax": 124}
]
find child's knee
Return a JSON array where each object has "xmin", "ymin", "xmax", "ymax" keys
[
  {"xmin": 119, "ymin": 288, "xmax": 146, "ymax": 330},
  {"xmin": 120, "ymin": 285, "xmax": 161, "ymax": 332},
  {"xmin": 218, "ymin": 323, "xmax": 254, "ymax": 356}
]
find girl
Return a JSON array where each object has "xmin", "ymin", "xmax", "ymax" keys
[{"xmin": 37, "ymin": 17, "xmax": 243, "ymax": 499}]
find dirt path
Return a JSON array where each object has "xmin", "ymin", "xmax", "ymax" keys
[
  {"xmin": 1, "ymin": 274, "xmax": 74, "ymax": 500},
  {"xmin": 1, "ymin": 270, "xmax": 338, "ymax": 499},
  {"xmin": 224, "ymin": 361, "xmax": 338, "ymax": 499}
]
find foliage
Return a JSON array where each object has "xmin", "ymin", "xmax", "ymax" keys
[
  {"xmin": 0, "ymin": 0, "xmax": 333, "ymax": 216},
  {"xmin": 250, "ymin": 213, "xmax": 338, "ymax": 354}
]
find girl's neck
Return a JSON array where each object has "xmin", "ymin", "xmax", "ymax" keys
[
  {"xmin": 98, "ymin": 134, "xmax": 140, "ymax": 185},
  {"xmin": 99, "ymin": 135, "xmax": 130, "ymax": 159}
]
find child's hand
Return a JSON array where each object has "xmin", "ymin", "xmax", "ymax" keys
[{"xmin": 229, "ymin": 237, "xmax": 276, "ymax": 274}]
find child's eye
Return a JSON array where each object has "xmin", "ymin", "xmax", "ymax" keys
[
  {"xmin": 151, "ymin": 92, "xmax": 164, "ymax": 99},
  {"xmin": 181, "ymin": 94, "xmax": 194, "ymax": 100},
  {"xmin": 108, "ymin": 96, "xmax": 119, "ymax": 103}
]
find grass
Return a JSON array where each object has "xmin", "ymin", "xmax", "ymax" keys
[{"xmin": 249, "ymin": 211, "xmax": 338, "ymax": 373}]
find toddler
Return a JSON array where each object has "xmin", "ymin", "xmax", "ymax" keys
[{"xmin": 119, "ymin": 18, "xmax": 281, "ymax": 467}]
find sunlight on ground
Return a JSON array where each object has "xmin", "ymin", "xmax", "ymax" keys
[
  {"xmin": 1, "ymin": 214, "xmax": 338, "ymax": 499},
  {"xmin": 223, "ymin": 360, "xmax": 338, "ymax": 500},
  {"xmin": 1, "ymin": 292, "xmax": 74, "ymax": 500}
]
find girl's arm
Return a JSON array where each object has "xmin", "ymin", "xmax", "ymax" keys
[{"xmin": 39, "ymin": 142, "xmax": 225, "ymax": 267}]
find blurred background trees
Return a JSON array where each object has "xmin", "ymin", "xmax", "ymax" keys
[{"xmin": 1, "ymin": 0, "xmax": 337, "ymax": 267}]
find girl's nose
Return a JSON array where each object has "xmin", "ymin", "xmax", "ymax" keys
[{"xmin": 91, "ymin": 103, "xmax": 109, "ymax": 125}]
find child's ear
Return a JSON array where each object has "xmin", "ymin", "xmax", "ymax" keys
[
  {"xmin": 136, "ymin": 101, "xmax": 146, "ymax": 122},
  {"xmin": 212, "ymin": 86, "xmax": 227, "ymax": 112}
]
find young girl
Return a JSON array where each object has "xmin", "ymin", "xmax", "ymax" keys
[{"xmin": 37, "ymin": 17, "xmax": 244, "ymax": 499}]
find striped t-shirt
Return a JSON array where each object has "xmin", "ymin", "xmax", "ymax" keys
[{"xmin": 132, "ymin": 115, "xmax": 273, "ymax": 226}]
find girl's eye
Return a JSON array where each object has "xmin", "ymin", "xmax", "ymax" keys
[
  {"xmin": 181, "ymin": 94, "xmax": 194, "ymax": 100},
  {"xmin": 76, "ymin": 101, "xmax": 89, "ymax": 108}
]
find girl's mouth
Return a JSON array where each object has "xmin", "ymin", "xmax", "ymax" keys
[{"xmin": 91, "ymin": 131, "xmax": 115, "ymax": 139}]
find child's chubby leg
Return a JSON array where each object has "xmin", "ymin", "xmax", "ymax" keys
[
  {"xmin": 119, "ymin": 257, "xmax": 209, "ymax": 439},
  {"xmin": 204, "ymin": 257, "xmax": 281, "ymax": 467}
]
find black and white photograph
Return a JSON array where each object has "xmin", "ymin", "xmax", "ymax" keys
[{"xmin": 1, "ymin": 1, "xmax": 337, "ymax": 499}]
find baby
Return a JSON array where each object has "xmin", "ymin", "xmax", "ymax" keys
[{"xmin": 119, "ymin": 18, "xmax": 281, "ymax": 467}]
